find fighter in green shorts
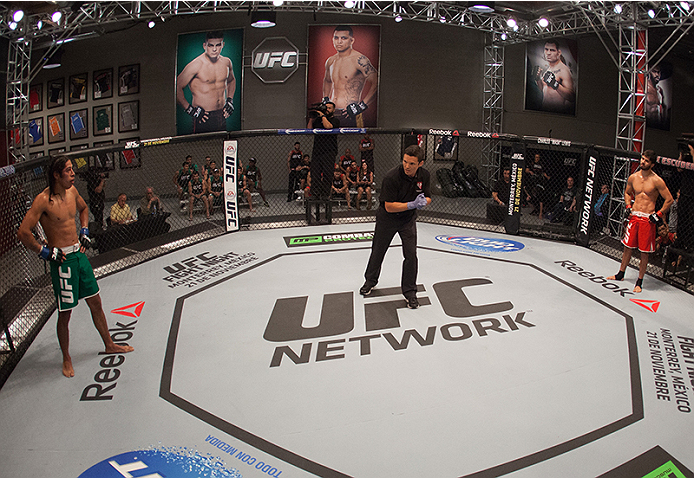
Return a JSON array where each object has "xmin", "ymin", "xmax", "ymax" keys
[{"xmin": 18, "ymin": 156, "xmax": 134, "ymax": 378}]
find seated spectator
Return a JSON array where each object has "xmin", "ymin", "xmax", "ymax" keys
[
  {"xmin": 245, "ymin": 157, "xmax": 270, "ymax": 207},
  {"xmin": 188, "ymin": 170, "xmax": 210, "ymax": 221},
  {"xmin": 237, "ymin": 159, "xmax": 254, "ymax": 212},
  {"xmin": 207, "ymin": 168, "xmax": 224, "ymax": 215},
  {"xmin": 330, "ymin": 166, "xmax": 350, "ymax": 208},
  {"xmin": 345, "ymin": 160, "xmax": 360, "ymax": 190},
  {"xmin": 287, "ymin": 142, "xmax": 303, "ymax": 202},
  {"xmin": 492, "ymin": 167, "xmax": 511, "ymax": 207},
  {"xmin": 548, "ymin": 176, "xmax": 578, "ymax": 225},
  {"xmin": 139, "ymin": 186, "xmax": 162, "ymax": 216},
  {"xmin": 355, "ymin": 161, "xmax": 374, "ymax": 210},
  {"xmin": 110, "ymin": 193, "xmax": 133, "ymax": 225},
  {"xmin": 298, "ymin": 154, "xmax": 311, "ymax": 198},
  {"xmin": 591, "ymin": 184, "xmax": 609, "ymax": 233},
  {"xmin": 339, "ymin": 148, "xmax": 355, "ymax": 174}
]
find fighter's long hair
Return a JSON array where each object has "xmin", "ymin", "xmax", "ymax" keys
[{"xmin": 47, "ymin": 155, "xmax": 69, "ymax": 203}]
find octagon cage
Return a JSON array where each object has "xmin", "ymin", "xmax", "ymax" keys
[{"xmin": 1, "ymin": 128, "xmax": 692, "ymax": 387}]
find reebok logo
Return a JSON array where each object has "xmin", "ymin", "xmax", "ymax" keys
[{"xmin": 111, "ymin": 301, "xmax": 145, "ymax": 318}]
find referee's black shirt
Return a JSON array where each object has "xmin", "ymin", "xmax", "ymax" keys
[{"xmin": 378, "ymin": 165, "xmax": 431, "ymax": 223}]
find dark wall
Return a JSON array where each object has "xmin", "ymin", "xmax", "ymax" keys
[{"xmin": 26, "ymin": 12, "xmax": 691, "ymax": 158}]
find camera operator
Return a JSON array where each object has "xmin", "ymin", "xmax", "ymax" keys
[
  {"xmin": 307, "ymin": 100, "xmax": 340, "ymax": 199},
  {"xmin": 85, "ymin": 168, "xmax": 106, "ymax": 230}
]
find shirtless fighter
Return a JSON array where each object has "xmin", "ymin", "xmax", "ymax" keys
[
  {"xmin": 607, "ymin": 150, "xmax": 673, "ymax": 293},
  {"xmin": 534, "ymin": 39, "xmax": 575, "ymax": 113},
  {"xmin": 322, "ymin": 25, "xmax": 378, "ymax": 127},
  {"xmin": 646, "ymin": 64, "xmax": 669, "ymax": 126},
  {"xmin": 176, "ymin": 31, "xmax": 236, "ymax": 133},
  {"xmin": 17, "ymin": 157, "xmax": 134, "ymax": 377}
]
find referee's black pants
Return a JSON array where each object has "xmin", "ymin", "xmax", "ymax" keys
[{"xmin": 364, "ymin": 213, "xmax": 418, "ymax": 299}]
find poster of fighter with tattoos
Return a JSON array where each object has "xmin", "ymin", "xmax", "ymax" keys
[
  {"xmin": 525, "ymin": 38, "xmax": 578, "ymax": 116},
  {"xmin": 307, "ymin": 24, "xmax": 380, "ymax": 127}
]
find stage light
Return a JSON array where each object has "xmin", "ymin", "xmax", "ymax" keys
[
  {"xmin": 614, "ymin": 3, "xmax": 622, "ymax": 14},
  {"xmin": 43, "ymin": 49, "xmax": 63, "ymax": 69},
  {"xmin": 148, "ymin": 20, "xmax": 155, "ymax": 28},
  {"xmin": 37, "ymin": 20, "xmax": 43, "ymax": 30},
  {"xmin": 273, "ymin": 0, "xmax": 284, "ymax": 5},
  {"xmin": 506, "ymin": 17, "xmax": 517, "ymax": 28},
  {"xmin": 51, "ymin": 11, "xmax": 62, "ymax": 23},
  {"xmin": 538, "ymin": 17, "xmax": 549, "ymax": 28},
  {"xmin": 648, "ymin": 9, "xmax": 656, "ymax": 18},
  {"xmin": 9, "ymin": 21, "xmax": 17, "ymax": 30},
  {"xmin": 681, "ymin": 1, "xmax": 691, "ymax": 11},
  {"xmin": 13, "ymin": 9, "xmax": 24, "ymax": 22},
  {"xmin": 500, "ymin": 33, "xmax": 507, "ymax": 40},
  {"xmin": 395, "ymin": 14, "xmax": 402, "ymax": 22},
  {"xmin": 439, "ymin": 15, "xmax": 446, "ymax": 23},
  {"xmin": 344, "ymin": 1, "xmax": 355, "ymax": 8},
  {"xmin": 469, "ymin": 2, "xmax": 495, "ymax": 13},
  {"xmin": 251, "ymin": 11, "xmax": 276, "ymax": 28}
]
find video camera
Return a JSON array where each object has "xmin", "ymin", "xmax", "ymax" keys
[
  {"xmin": 308, "ymin": 102, "xmax": 328, "ymax": 118},
  {"xmin": 676, "ymin": 133, "xmax": 694, "ymax": 161}
]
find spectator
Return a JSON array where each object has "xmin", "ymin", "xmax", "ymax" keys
[
  {"xmin": 330, "ymin": 165, "xmax": 351, "ymax": 208},
  {"xmin": 244, "ymin": 157, "xmax": 270, "ymax": 207},
  {"xmin": 110, "ymin": 193, "xmax": 133, "ymax": 225},
  {"xmin": 492, "ymin": 167, "xmax": 511, "ymax": 207},
  {"xmin": 184, "ymin": 154, "xmax": 199, "ymax": 173},
  {"xmin": 287, "ymin": 142, "xmax": 303, "ymax": 202},
  {"xmin": 592, "ymin": 183, "xmax": 610, "ymax": 233},
  {"xmin": 339, "ymin": 148, "xmax": 355, "ymax": 174},
  {"xmin": 356, "ymin": 161, "xmax": 374, "ymax": 210},
  {"xmin": 202, "ymin": 155, "xmax": 214, "ymax": 180},
  {"xmin": 207, "ymin": 168, "xmax": 224, "ymax": 215},
  {"xmin": 359, "ymin": 132, "xmax": 375, "ymax": 172},
  {"xmin": 548, "ymin": 176, "xmax": 578, "ymax": 224},
  {"xmin": 345, "ymin": 160, "xmax": 360, "ymax": 191},
  {"xmin": 298, "ymin": 154, "xmax": 311, "ymax": 199},
  {"xmin": 173, "ymin": 161, "xmax": 193, "ymax": 210},
  {"xmin": 525, "ymin": 153, "xmax": 550, "ymax": 218},
  {"xmin": 139, "ymin": 186, "xmax": 161, "ymax": 216},
  {"xmin": 188, "ymin": 170, "xmax": 210, "ymax": 220},
  {"xmin": 237, "ymin": 159, "xmax": 254, "ymax": 212}
]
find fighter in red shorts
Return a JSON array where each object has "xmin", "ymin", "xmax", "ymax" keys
[{"xmin": 608, "ymin": 150, "xmax": 673, "ymax": 292}]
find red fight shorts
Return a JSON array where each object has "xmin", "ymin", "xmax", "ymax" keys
[{"xmin": 622, "ymin": 212, "xmax": 656, "ymax": 253}]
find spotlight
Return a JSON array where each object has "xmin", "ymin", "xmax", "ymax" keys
[
  {"xmin": 273, "ymin": 0, "xmax": 284, "ymax": 5},
  {"xmin": 469, "ymin": 2, "xmax": 495, "ymax": 13},
  {"xmin": 648, "ymin": 9, "xmax": 656, "ymax": 18},
  {"xmin": 148, "ymin": 20, "xmax": 155, "ymax": 28},
  {"xmin": 51, "ymin": 11, "xmax": 62, "ymax": 23},
  {"xmin": 250, "ymin": 11, "xmax": 276, "ymax": 28},
  {"xmin": 37, "ymin": 20, "xmax": 43, "ymax": 30},
  {"xmin": 538, "ymin": 17, "xmax": 549, "ymax": 28},
  {"xmin": 439, "ymin": 15, "xmax": 446, "ymax": 23},
  {"xmin": 344, "ymin": 1, "xmax": 355, "ymax": 7},
  {"xmin": 43, "ymin": 49, "xmax": 63, "ymax": 69},
  {"xmin": 681, "ymin": 1, "xmax": 691, "ymax": 11},
  {"xmin": 13, "ymin": 9, "xmax": 24, "ymax": 22},
  {"xmin": 614, "ymin": 3, "xmax": 622, "ymax": 14},
  {"xmin": 9, "ymin": 21, "xmax": 17, "ymax": 30},
  {"xmin": 506, "ymin": 17, "xmax": 517, "ymax": 28},
  {"xmin": 501, "ymin": 33, "xmax": 507, "ymax": 40},
  {"xmin": 395, "ymin": 14, "xmax": 402, "ymax": 22}
]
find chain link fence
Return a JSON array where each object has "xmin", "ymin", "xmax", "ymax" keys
[{"xmin": 2, "ymin": 128, "xmax": 693, "ymax": 387}]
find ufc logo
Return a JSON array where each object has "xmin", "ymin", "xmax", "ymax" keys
[
  {"xmin": 263, "ymin": 278, "xmax": 513, "ymax": 343},
  {"xmin": 59, "ymin": 266, "xmax": 73, "ymax": 304}
]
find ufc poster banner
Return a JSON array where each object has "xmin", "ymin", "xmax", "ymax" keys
[
  {"xmin": 223, "ymin": 140, "xmax": 239, "ymax": 232},
  {"xmin": 505, "ymin": 143, "xmax": 525, "ymax": 235}
]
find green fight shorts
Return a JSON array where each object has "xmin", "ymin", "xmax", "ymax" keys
[{"xmin": 50, "ymin": 244, "xmax": 100, "ymax": 311}]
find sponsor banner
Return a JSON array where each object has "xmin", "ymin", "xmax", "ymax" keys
[
  {"xmin": 537, "ymin": 137, "xmax": 572, "ymax": 147},
  {"xmin": 277, "ymin": 128, "xmax": 366, "ymax": 135},
  {"xmin": 435, "ymin": 235, "xmax": 525, "ymax": 253},
  {"xmin": 506, "ymin": 143, "xmax": 525, "ymax": 235},
  {"xmin": 598, "ymin": 445, "xmax": 693, "ymax": 478},
  {"xmin": 576, "ymin": 148, "xmax": 598, "ymax": 247},
  {"xmin": 284, "ymin": 231, "xmax": 374, "ymax": 247},
  {"xmin": 223, "ymin": 140, "xmax": 239, "ymax": 232},
  {"xmin": 251, "ymin": 37, "xmax": 299, "ymax": 84},
  {"xmin": 429, "ymin": 128, "xmax": 459, "ymax": 136}
]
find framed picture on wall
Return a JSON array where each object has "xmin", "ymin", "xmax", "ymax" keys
[
  {"xmin": 69, "ymin": 73, "xmax": 88, "ymax": 104},
  {"xmin": 69, "ymin": 109, "xmax": 89, "ymax": 140},
  {"xmin": 47, "ymin": 78, "xmax": 64, "ymax": 109},
  {"xmin": 48, "ymin": 147, "xmax": 66, "ymax": 157},
  {"xmin": 30, "ymin": 84, "xmax": 42, "ymax": 112},
  {"xmin": 93, "ymin": 105, "xmax": 113, "ymax": 136},
  {"xmin": 433, "ymin": 134, "xmax": 459, "ymax": 161},
  {"xmin": 47, "ymin": 113, "xmax": 65, "ymax": 143},
  {"xmin": 93, "ymin": 68, "xmax": 113, "ymax": 100},
  {"xmin": 119, "ymin": 137, "xmax": 141, "ymax": 169},
  {"xmin": 92, "ymin": 140, "xmax": 116, "ymax": 170},
  {"xmin": 118, "ymin": 64, "xmax": 140, "ymax": 96},
  {"xmin": 118, "ymin": 100, "xmax": 139, "ymax": 132},
  {"xmin": 28, "ymin": 117, "xmax": 44, "ymax": 147}
]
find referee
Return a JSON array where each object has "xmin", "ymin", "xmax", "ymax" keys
[{"xmin": 360, "ymin": 144, "xmax": 431, "ymax": 309}]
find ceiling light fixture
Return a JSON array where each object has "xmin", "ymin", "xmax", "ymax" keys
[
  {"xmin": 148, "ymin": 20, "xmax": 155, "ymax": 28},
  {"xmin": 273, "ymin": 0, "xmax": 284, "ymax": 5},
  {"xmin": 344, "ymin": 1, "xmax": 355, "ymax": 8},
  {"xmin": 469, "ymin": 2, "xmax": 495, "ymax": 13},
  {"xmin": 250, "ymin": 11, "xmax": 276, "ymax": 28},
  {"xmin": 395, "ymin": 13, "xmax": 402, "ymax": 22},
  {"xmin": 614, "ymin": 3, "xmax": 623, "ymax": 14},
  {"xmin": 51, "ymin": 11, "xmax": 62, "ymax": 23},
  {"xmin": 13, "ymin": 9, "xmax": 24, "ymax": 22},
  {"xmin": 648, "ymin": 9, "xmax": 656, "ymax": 18},
  {"xmin": 506, "ymin": 17, "xmax": 517, "ymax": 28},
  {"xmin": 538, "ymin": 17, "xmax": 549, "ymax": 28}
]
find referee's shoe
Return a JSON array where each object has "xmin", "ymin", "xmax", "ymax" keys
[
  {"xmin": 359, "ymin": 282, "xmax": 374, "ymax": 296},
  {"xmin": 406, "ymin": 296, "xmax": 419, "ymax": 309}
]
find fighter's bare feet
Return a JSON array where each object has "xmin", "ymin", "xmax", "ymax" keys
[
  {"xmin": 105, "ymin": 343, "xmax": 134, "ymax": 354},
  {"xmin": 62, "ymin": 360, "xmax": 75, "ymax": 378},
  {"xmin": 607, "ymin": 275, "xmax": 620, "ymax": 280},
  {"xmin": 633, "ymin": 285, "xmax": 642, "ymax": 293}
]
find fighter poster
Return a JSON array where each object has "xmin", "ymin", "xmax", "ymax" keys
[
  {"xmin": 176, "ymin": 29, "xmax": 243, "ymax": 135},
  {"xmin": 646, "ymin": 61, "xmax": 673, "ymax": 131},
  {"xmin": 307, "ymin": 24, "xmax": 380, "ymax": 128},
  {"xmin": 525, "ymin": 38, "xmax": 578, "ymax": 116}
]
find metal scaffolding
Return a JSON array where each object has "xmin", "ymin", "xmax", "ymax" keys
[{"xmin": 481, "ymin": 33, "xmax": 504, "ymax": 186}]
